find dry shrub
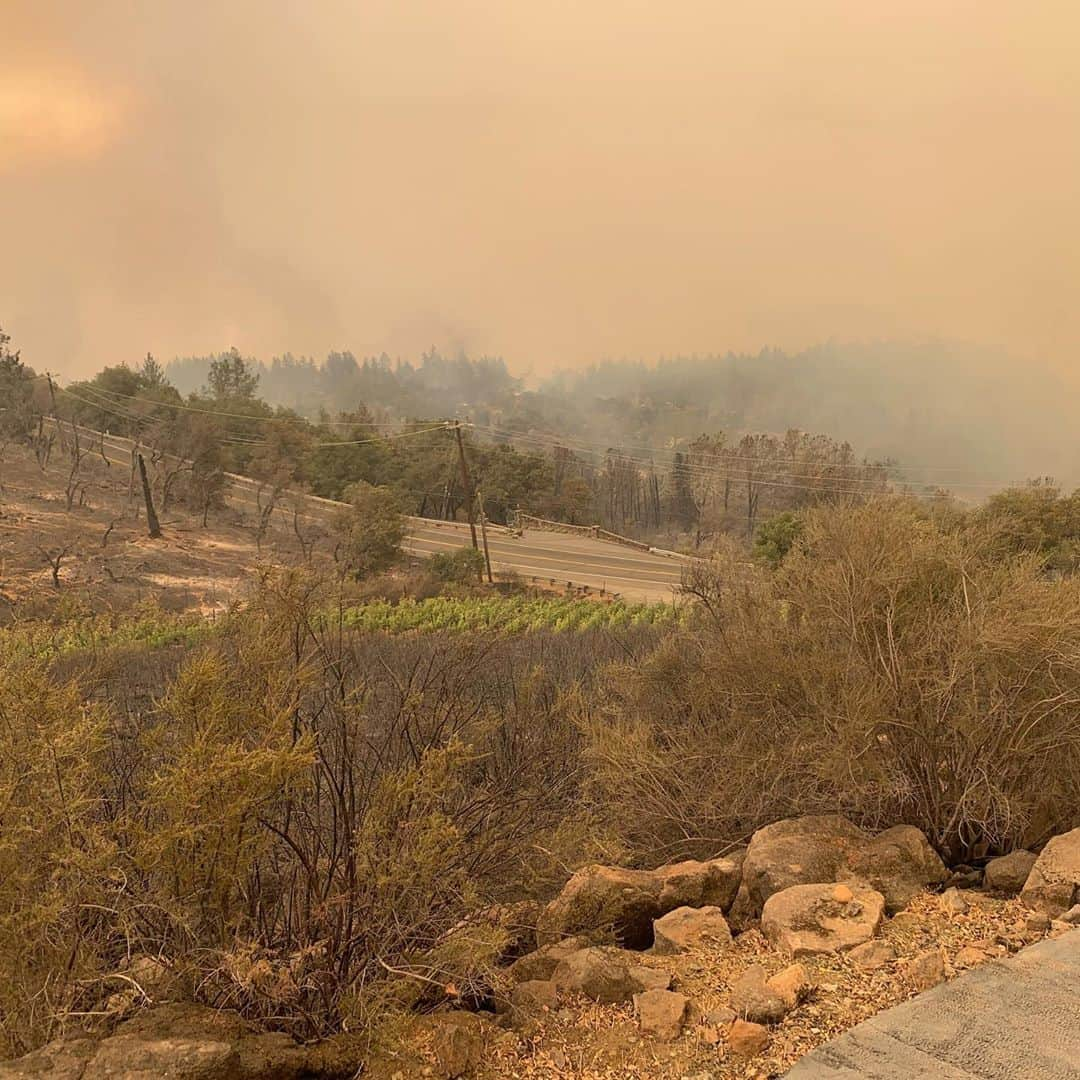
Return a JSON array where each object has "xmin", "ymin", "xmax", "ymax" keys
[
  {"xmin": 0, "ymin": 568, "xmax": 597, "ymax": 1051},
  {"xmin": 585, "ymin": 499, "xmax": 1080, "ymax": 866},
  {"xmin": 0, "ymin": 649, "xmax": 113, "ymax": 1055}
]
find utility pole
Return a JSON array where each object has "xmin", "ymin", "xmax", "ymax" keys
[
  {"xmin": 476, "ymin": 489, "xmax": 494, "ymax": 584},
  {"xmin": 452, "ymin": 421, "xmax": 480, "ymax": 553},
  {"xmin": 137, "ymin": 453, "xmax": 163, "ymax": 539}
]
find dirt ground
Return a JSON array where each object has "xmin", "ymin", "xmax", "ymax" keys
[
  {"xmin": 380, "ymin": 891, "xmax": 1059, "ymax": 1080},
  {"xmin": 0, "ymin": 440, "xmax": 325, "ymax": 621}
]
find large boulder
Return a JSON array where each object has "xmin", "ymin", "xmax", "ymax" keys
[
  {"xmin": 848, "ymin": 825, "xmax": 948, "ymax": 913},
  {"xmin": 735, "ymin": 815, "xmax": 870, "ymax": 920},
  {"xmin": 537, "ymin": 853, "xmax": 742, "ymax": 949},
  {"xmin": 761, "ymin": 883, "xmax": 885, "ymax": 957},
  {"xmin": 552, "ymin": 947, "xmax": 671, "ymax": 1004},
  {"xmin": 985, "ymin": 850, "xmax": 1038, "ymax": 895},
  {"xmin": 734, "ymin": 816, "xmax": 945, "ymax": 922},
  {"xmin": 1021, "ymin": 828, "xmax": 1080, "ymax": 916},
  {"xmin": 0, "ymin": 1003, "xmax": 366, "ymax": 1080},
  {"xmin": 651, "ymin": 905, "xmax": 732, "ymax": 955}
]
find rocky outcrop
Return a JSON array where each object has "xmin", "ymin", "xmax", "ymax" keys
[
  {"xmin": 551, "ymin": 947, "xmax": 671, "ymax": 1004},
  {"xmin": 761, "ymin": 883, "xmax": 886, "ymax": 957},
  {"xmin": 651, "ymin": 905, "xmax": 731, "ymax": 955},
  {"xmin": 0, "ymin": 1003, "xmax": 365, "ymax": 1080},
  {"xmin": 536, "ymin": 853, "xmax": 742, "ymax": 949},
  {"xmin": 733, "ymin": 816, "xmax": 945, "ymax": 924},
  {"xmin": 1020, "ymin": 828, "xmax": 1080, "ymax": 916}
]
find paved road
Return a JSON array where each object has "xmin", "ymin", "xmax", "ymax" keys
[
  {"xmin": 786, "ymin": 932, "xmax": 1080, "ymax": 1079},
  {"xmin": 60, "ymin": 423, "xmax": 688, "ymax": 602}
]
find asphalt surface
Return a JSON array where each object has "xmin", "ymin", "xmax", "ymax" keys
[
  {"xmin": 65, "ymin": 424, "xmax": 688, "ymax": 602},
  {"xmin": 785, "ymin": 932, "xmax": 1080, "ymax": 1079}
]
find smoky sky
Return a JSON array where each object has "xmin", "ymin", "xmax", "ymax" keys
[{"xmin": 3, "ymin": 1, "xmax": 1078, "ymax": 380}]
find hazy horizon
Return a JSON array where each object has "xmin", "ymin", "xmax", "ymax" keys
[{"xmin": 4, "ymin": 2, "xmax": 1079, "ymax": 382}]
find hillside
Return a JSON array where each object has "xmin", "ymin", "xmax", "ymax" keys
[{"xmin": 0, "ymin": 440, "xmax": 322, "ymax": 619}]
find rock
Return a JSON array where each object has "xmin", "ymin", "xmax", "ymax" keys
[
  {"xmin": 904, "ymin": 949, "xmax": 946, "ymax": 992},
  {"xmin": 1059, "ymin": 904, "xmax": 1080, "ymax": 925},
  {"xmin": 651, "ymin": 906, "xmax": 732, "ymax": 955},
  {"xmin": 0, "ymin": 1038, "xmax": 98, "ymax": 1080},
  {"xmin": 429, "ymin": 1013, "xmax": 489, "ymax": 1079},
  {"xmin": 1050, "ymin": 919, "xmax": 1074, "ymax": 937},
  {"xmin": 1025, "ymin": 912, "xmax": 1051, "ymax": 935},
  {"xmin": 728, "ymin": 1019, "xmax": 770, "ymax": 1057},
  {"xmin": 552, "ymin": 947, "xmax": 671, "ymax": 1004},
  {"xmin": 984, "ymin": 850, "xmax": 1038, "ymax": 895},
  {"xmin": 737, "ymin": 815, "xmax": 869, "ymax": 918},
  {"xmin": 85, "ymin": 1034, "xmax": 240, "ymax": 1078},
  {"xmin": 729, "ymin": 966, "xmax": 788, "ymax": 1024},
  {"xmin": 509, "ymin": 979, "xmax": 558, "ymax": 1015},
  {"xmin": 848, "ymin": 825, "xmax": 949, "ymax": 914},
  {"xmin": 0, "ymin": 1002, "xmax": 368, "ymax": 1080},
  {"xmin": 656, "ymin": 854, "xmax": 745, "ymax": 912},
  {"xmin": 537, "ymin": 866, "xmax": 658, "ymax": 949},
  {"xmin": 953, "ymin": 945, "xmax": 989, "ymax": 968},
  {"xmin": 766, "ymin": 963, "xmax": 811, "ymax": 1010},
  {"xmin": 508, "ymin": 935, "xmax": 591, "ymax": 983},
  {"xmin": 831, "ymin": 884, "xmax": 854, "ymax": 903},
  {"xmin": 536, "ymin": 855, "xmax": 742, "ymax": 949},
  {"xmin": 736, "ymin": 816, "xmax": 945, "ymax": 921},
  {"xmin": 847, "ymin": 940, "xmax": 896, "ymax": 970},
  {"xmin": 947, "ymin": 865, "xmax": 983, "ymax": 890},
  {"xmin": 1021, "ymin": 829, "xmax": 1080, "ymax": 917},
  {"xmin": 633, "ymin": 989, "xmax": 689, "ymax": 1040},
  {"xmin": 761, "ymin": 883, "xmax": 886, "ymax": 956},
  {"xmin": 705, "ymin": 1006, "xmax": 737, "ymax": 1030},
  {"xmin": 940, "ymin": 887, "xmax": 969, "ymax": 914}
]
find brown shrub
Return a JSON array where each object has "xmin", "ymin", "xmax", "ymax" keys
[{"xmin": 585, "ymin": 499, "xmax": 1080, "ymax": 866}]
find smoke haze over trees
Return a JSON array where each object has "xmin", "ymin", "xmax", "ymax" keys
[{"xmin": 163, "ymin": 340, "xmax": 1080, "ymax": 494}]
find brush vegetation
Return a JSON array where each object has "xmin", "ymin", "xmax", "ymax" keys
[{"xmin": 4, "ymin": 499, "xmax": 1080, "ymax": 1056}]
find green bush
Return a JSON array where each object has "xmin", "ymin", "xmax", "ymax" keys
[{"xmin": 428, "ymin": 546, "xmax": 485, "ymax": 584}]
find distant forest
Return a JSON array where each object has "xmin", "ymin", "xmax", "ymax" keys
[
  {"xmin": 166, "ymin": 341, "xmax": 1078, "ymax": 497},
  {"xmin": 7, "ymin": 326, "xmax": 1073, "ymax": 550}
]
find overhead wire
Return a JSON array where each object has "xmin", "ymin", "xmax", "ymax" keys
[
  {"xmin": 56, "ymin": 385, "xmax": 449, "ymax": 448},
  {"xmin": 471, "ymin": 422, "xmax": 1026, "ymax": 493}
]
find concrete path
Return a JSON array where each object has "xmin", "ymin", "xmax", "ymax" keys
[{"xmin": 786, "ymin": 933, "xmax": 1080, "ymax": 1079}]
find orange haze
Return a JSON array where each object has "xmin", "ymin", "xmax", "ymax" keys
[{"xmin": 2, "ymin": 1, "xmax": 1078, "ymax": 380}]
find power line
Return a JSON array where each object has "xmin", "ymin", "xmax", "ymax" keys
[
  {"xmin": 473, "ymin": 421, "xmax": 1020, "ymax": 481},
  {"xmin": 56, "ymin": 385, "xmax": 448, "ymax": 448},
  {"xmin": 59, "ymin": 380, "xmax": 423, "ymax": 428},
  {"xmin": 472, "ymin": 423, "xmax": 1024, "ymax": 493}
]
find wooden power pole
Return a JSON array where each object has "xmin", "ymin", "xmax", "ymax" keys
[
  {"xmin": 137, "ymin": 453, "xmax": 163, "ymax": 539},
  {"xmin": 452, "ymin": 421, "xmax": 480, "ymax": 554},
  {"xmin": 476, "ymin": 489, "xmax": 494, "ymax": 583}
]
